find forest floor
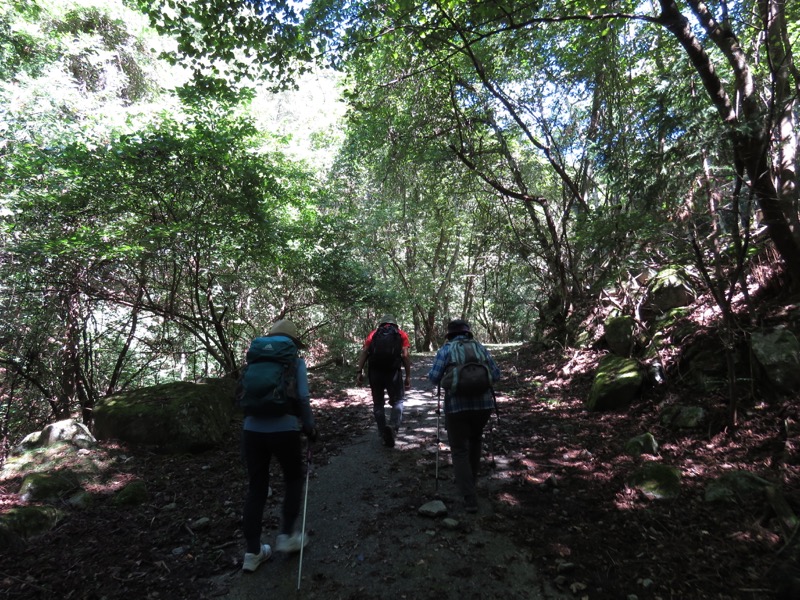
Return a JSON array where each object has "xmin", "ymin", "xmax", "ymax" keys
[{"xmin": 2, "ymin": 338, "xmax": 799, "ymax": 599}]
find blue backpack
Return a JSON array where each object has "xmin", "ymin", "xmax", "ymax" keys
[{"xmin": 237, "ymin": 336, "xmax": 299, "ymax": 417}]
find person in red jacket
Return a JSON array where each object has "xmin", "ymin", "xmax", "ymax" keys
[{"xmin": 355, "ymin": 315, "xmax": 412, "ymax": 447}]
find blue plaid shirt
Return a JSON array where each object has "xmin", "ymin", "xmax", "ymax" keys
[{"xmin": 427, "ymin": 335, "xmax": 500, "ymax": 414}]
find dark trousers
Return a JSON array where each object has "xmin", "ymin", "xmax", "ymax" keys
[
  {"xmin": 368, "ymin": 367, "xmax": 404, "ymax": 431},
  {"xmin": 242, "ymin": 429, "xmax": 303, "ymax": 553},
  {"xmin": 445, "ymin": 409, "xmax": 492, "ymax": 499}
]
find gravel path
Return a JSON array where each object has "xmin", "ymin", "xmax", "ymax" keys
[{"xmin": 214, "ymin": 356, "xmax": 569, "ymax": 600}]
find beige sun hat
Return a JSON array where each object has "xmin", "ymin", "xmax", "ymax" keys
[
  {"xmin": 267, "ymin": 319, "xmax": 306, "ymax": 348},
  {"xmin": 378, "ymin": 314, "xmax": 397, "ymax": 326}
]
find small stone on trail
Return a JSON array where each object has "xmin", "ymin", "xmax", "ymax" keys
[
  {"xmin": 418, "ymin": 500, "xmax": 447, "ymax": 517},
  {"xmin": 442, "ymin": 518, "xmax": 459, "ymax": 529}
]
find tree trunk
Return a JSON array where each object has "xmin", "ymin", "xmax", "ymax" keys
[{"xmin": 659, "ymin": 0, "xmax": 800, "ymax": 287}]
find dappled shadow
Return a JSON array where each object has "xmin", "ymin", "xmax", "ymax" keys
[{"xmin": 2, "ymin": 341, "xmax": 796, "ymax": 599}]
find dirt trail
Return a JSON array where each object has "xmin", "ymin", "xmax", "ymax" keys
[{"xmin": 215, "ymin": 355, "xmax": 568, "ymax": 600}]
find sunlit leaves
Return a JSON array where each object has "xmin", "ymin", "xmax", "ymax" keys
[{"xmin": 139, "ymin": 0, "xmax": 311, "ymax": 92}]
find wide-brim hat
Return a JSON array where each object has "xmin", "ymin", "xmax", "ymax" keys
[
  {"xmin": 446, "ymin": 318, "xmax": 472, "ymax": 339},
  {"xmin": 268, "ymin": 319, "xmax": 306, "ymax": 348},
  {"xmin": 378, "ymin": 314, "xmax": 397, "ymax": 326}
]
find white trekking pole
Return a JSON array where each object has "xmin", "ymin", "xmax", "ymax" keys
[{"xmin": 297, "ymin": 444, "xmax": 312, "ymax": 592}]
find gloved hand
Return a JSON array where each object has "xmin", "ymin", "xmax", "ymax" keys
[{"xmin": 302, "ymin": 425, "xmax": 319, "ymax": 443}]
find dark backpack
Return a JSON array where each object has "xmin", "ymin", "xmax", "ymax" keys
[
  {"xmin": 440, "ymin": 338, "xmax": 493, "ymax": 396},
  {"xmin": 237, "ymin": 336, "xmax": 299, "ymax": 417},
  {"xmin": 367, "ymin": 324, "xmax": 403, "ymax": 371}
]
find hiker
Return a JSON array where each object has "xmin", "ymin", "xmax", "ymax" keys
[
  {"xmin": 427, "ymin": 318, "xmax": 500, "ymax": 513},
  {"xmin": 237, "ymin": 319, "xmax": 318, "ymax": 573},
  {"xmin": 355, "ymin": 314, "xmax": 412, "ymax": 447}
]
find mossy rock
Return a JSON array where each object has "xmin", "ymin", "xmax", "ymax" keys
[
  {"xmin": 625, "ymin": 432, "xmax": 659, "ymax": 457},
  {"xmin": 14, "ymin": 419, "xmax": 95, "ymax": 454},
  {"xmin": 660, "ymin": 405, "xmax": 706, "ymax": 429},
  {"xmin": 1, "ymin": 441, "xmax": 104, "ymax": 483},
  {"xmin": 114, "ymin": 480, "xmax": 148, "ymax": 506},
  {"xmin": 704, "ymin": 470, "xmax": 769, "ymax": 504},
  {"xmin": 627, "ymin": 462, "xmax": 681, "ymax": 500},
  {"xmin": 0, "ymin": 506, "xmax": 63, "ymax": 549},
  {"xmin": 604, "ymin": 316, "xmax": 636, "ymax": 357},
  {"xmin": 643, "ymin": 267, "xmax": 695, "ymax": 318},
  {"xmin": 587, "ymin": 355, "xmax": 644, "ymax": 411},
  {"xmin": 19, "ymin": 470, "xmax": 82, "ymax": 502},
  {"xmin": 94, "ymin": 378, "xmax": 237, "ymax": 453}
]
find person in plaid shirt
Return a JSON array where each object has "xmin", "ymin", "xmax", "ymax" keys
[{"xmin": 428, "ymin": 319, "xmax": 500, "ymax": 513}]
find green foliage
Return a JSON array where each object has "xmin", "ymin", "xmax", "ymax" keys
[
  {"xmin": 138, "ymin": 0, "xmax": 312, "ymax": 93},
  {"xmin": 0, "ymin": 95, "xmax": 333, "ymax": 436},
  {"xmin": 1, "ymin": 0, "xmax": 797, "ymax": 452}
]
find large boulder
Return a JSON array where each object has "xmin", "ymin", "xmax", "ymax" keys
[
  {"xmin": 586, "ymin": 355, "xmax": 644, "ymax": 411},
  {"xmin": 93, "ymin": 378, "xmax": 237, "ymax": 453},
  {"xmin": 749, "ymin": 327, "xmax": 800, "ymax": 394}
]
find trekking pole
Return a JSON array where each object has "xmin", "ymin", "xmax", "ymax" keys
[
  {"xmin": 488, "ymin": 412, "xmax": 495, "ymax": 468},
  {"xmin": 435, "ymin": 385, "xmax": 441, "ymax": 493},
  {"xmin": 489, "ymin": 388, "xmax": 500, "ymax": 468},
  {"xmin": 297, "ymin": 444, "xmax": 312, "ymax": 592}
]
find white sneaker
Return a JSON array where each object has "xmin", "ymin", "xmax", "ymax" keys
[
  {"xmin": 276, "ymin": 532, "xmax": 308, "ymax": 553},
  {"xmin": 242, "ymin": 543, "xmax": 272, "ymax": 573}
]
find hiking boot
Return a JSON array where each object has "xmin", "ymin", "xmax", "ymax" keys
[
  {"xmin": 464, "ymin": 495, "xmax": 478, "ymax": 513},
  {"xmin": 382, "ymin": 426, "xmax": 395, "ymax": 448},
  {"xmin": 276, "ymin": 532, "xmax": 308, "ymax": 554},
  {"xmin": 242, "ymin": 543, "xmax": 272, "ymax": 573}
]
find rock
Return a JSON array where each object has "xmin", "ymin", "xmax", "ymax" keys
[
  {"xmin": 642, "ymin": 267, "xmax": 695, "ymax": 319},
  {"xmin": 627, "ymin": 461, "xmax": 681, "ymax": 500},
  {"xmin": 604, "ymin": 316, "xmax": 636, "ymax": 357},
  {"xmin": 418, "ymin": 500, "xmax": 447, "ymax": 517},
  {"xmin": 67, "ymin": 490, "xmax": 94, "ymax": 509},
  {"xmin": 192, "ymin": 517, "xmax": 211, "ymax": 530},
  {"xmin": 0, "ymin": 506, "xmax": 63, "ymax": 549},
  {"xmin": 19, "ymin": 471, "xmax": 81, "ymax": 502},
  {"xmin": 442, "ymin": 518, "xmax": 460, "ymax": 529},
  {"xmin": 114, "ymin": 480, "xmax": 148, "ymax": 506},
  {"xmin": 750, "ymin": 327, "xmax": 800, "ymax": 394},
  {"xmin": 704, "ymin": 470, "xmax": 768, "ymax": 504},
  {"xmin": 586, "ymin": 355, "xmax": 644, "ymax": 411},
  {"xmin": 678, "ymin": 336, "xmax": 743, "ymax": 392},
  {"xmin": 661, "ymin": 405, "xmax": 706, "ymax": 429},
  {"xmin": 13, "ymin": 419, "xmax": 95, "ymax": 455},
  {"xmin": 625, "ymin": 432, "xmax": 659, "ymax": 457},
  {"xmin": 94, "ymin": 378, "xmax": 237, "ymax": 453}
]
